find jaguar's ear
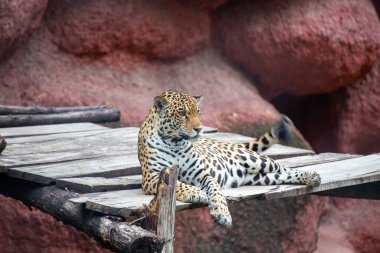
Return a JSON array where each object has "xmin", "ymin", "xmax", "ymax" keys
[
  {"xmin": 193, "ymin": 95, "xmax": 203, "ymax": 103},
  {"xmin": 154, "ymin": 96, "xmax": 169, "ymax": 111}
]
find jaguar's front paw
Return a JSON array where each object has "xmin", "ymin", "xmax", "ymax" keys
[
  {"xmin": 191, "ymin": 191, "xmax": 209, "ymax": 204},
  {"xmin": 209, "ymin": 204, "xmax": 232, "ymax": 228},
  {"xmin": 304, "ymin": 171, "xmax": 321, "ymax": 187}
]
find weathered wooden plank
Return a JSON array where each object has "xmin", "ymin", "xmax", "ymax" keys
[
  {"xmin": 70, "ymin": 185, "xmax": 280, "ymax": 217},
  {"xmin": 5, "ymin": 128, "xmax": 121, "ymax": 144},
  {"xmin": 0, "ymin": 123, "xmax": 108, "ymax": 138},
  {"xmin": 261, "ymin": 144, "xmax": 314, "ymax": 159},
  {"xmin": 68, "ymin": 154, "xmax": 380, "ymax": 217},
  {"xmin": 6, "ymin": 154, "xmax": 140, "ymax": 184},
  {"xmin": 276, "ymin": 153, "xmax": 360, "ymax": 168},
  {"xmin": 70, "ymin": 189, "xmax": 193, "ymax": 217},
  {"xmin": 5, "ymin": 148, "xmax": 349, "ymax": 186},
  {"xmin": 261, "ymin": 154, "xmax": 380, "ymax": 200},
  {"xmin": 0, "ymin": 130, "xmax": 251, "ymax": 168},
  {"xmin": 2, "ymin": 128, "xmax": 139, "ymax": 155},
  {"xmin": 205, "ymin": 132, "xmax": 254, "ymax": 144},
  {"xmin": 5, "ymin": 126, "xmax": 216, "ymax": 145},
  {"xmin": 5, "ymin": 129, "xmax": 225, "ymax": 155},
  {"xmin": 57, "ymin": 175, "xmax": 142, "ymax": 193},
  {"xmin": 0, "ymin": 108, "xmax": 120, "ymax": 127}
]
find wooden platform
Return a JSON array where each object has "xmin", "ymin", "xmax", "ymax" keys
[{"xmin": 1, "ymin": 123, "xmax": 379, "ymax": 219}]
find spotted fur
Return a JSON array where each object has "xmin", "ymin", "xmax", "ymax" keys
[{"xmin": 138, "ymin": 90, "xmax": 321, "ymax": 227}]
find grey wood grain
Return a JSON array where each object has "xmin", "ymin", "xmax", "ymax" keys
[
  {"xmin": 0, "ymin": 108, "xmax": 120, "ymax": 128},
  {"xmin": 57, "ymin": 175, "xmax": 142, "ymax": 193},
  {"xmin": 0, "ymin": 123, "xmax": 108, "ymax": 138},
  {"xmin": 6, "ymin": 154, "xmax": 141, "ymax": 184},
  {"xmin": 67, "ymin": 154, "xmax": 380, "ymax": 217},
  {"xmin": 262, "ymin": 154, "xmax": 380, "ymax": 200},
  {"xmin": 276, "ymin": 153, "xmax": 360, "ymax": 168}
]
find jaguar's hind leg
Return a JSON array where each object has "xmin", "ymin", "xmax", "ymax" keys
[
  {"xmin": 236, "ymin": 149, "xmax": 321, "ymax": 187},
  {"xmin": 244, "ymin": 170, "xmax": 321, "ymax": 187}
]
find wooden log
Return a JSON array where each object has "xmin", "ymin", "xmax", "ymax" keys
[
  {"xmin": 0, "ymin": 105, "xmax": 107, "ymax": 115},
  {"xmin": 0, "ymin": 135, "xmax": 6, "ymax": 155},
  {"xmin": 0, "ymin": 174, "xmax": 163, "ymax": 253},
  {"xmin": 0, "ymin": 108, "xmax": 120, "ymax": 127},
  {"xmin": 142, "ymin": 166, "xmax": 178, "ymax": 253}
]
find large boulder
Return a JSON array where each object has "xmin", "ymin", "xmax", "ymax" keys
[
  {"xmin": 0, "ymin": 0, "xmax": 47, "ymax": 61},
  {"xmin": 212, "ymin": 0, "xmax": 380, "ymax": 98},
  {"xmin": 273, "ymin": 59, "xmax": 380, "ymax": 154},
  {"xmin": 333, "ymin": 60, "xmax": 380, "ymax": 154},
  {"xmin": 0, "ymin": 20, "xmax": 286, "ymax": 133},
  {"xmin": 45, "ymin": 0, "xmax": 209, "ymax": 59},
  {"xmin": 0, "ymin": 194, "xmax": 110, "ymax": 253}
]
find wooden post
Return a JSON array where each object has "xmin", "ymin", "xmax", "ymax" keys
[{"xmin": 143, "ymin": 166, "xmax": 178, "ymax": 253}]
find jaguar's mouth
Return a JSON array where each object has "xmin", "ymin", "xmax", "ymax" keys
[{"xmin": 180, "ymin": 133, "xmax": 200, "ymax": 141}]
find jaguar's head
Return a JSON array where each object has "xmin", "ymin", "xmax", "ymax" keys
[{"xmin": 153, "ymin": 90, "xmax": 203, "ymax": 141}]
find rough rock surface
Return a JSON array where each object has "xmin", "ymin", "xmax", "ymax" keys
[
  {"xmin": 0, "ymin": 0, "xmax": 47, "ymax": 61},
  {"xmin": 0, "ymin": 22, "xmax": 284, "ymax": 133},
  {"xmin": 317, "ymin": 198, "xmax": 380, "ymax": 253},
  {"xmin": 1, "ymin": 0, "xmax": 379, "ymax": 252},
  {"xmin": 333, "ymin": 60, "xmax": 380, "ymax": 154},
  {"xmin": 212, "ymin": 0, "xmax": 380, "ymax": 98},
  {"xmin": 0, "ymin": 194, "xmax": 110, "ymax": 253},
  {"xmin": 45, "ymin": 0, "xmax": 209, "ymax": 59},
  {"xmin": 175, "ymin": 195, "xmax": 328, "ymax": 253},
  {"xmin": 273, "ymin": 59, "xmax": 380, "ymax": 154}
]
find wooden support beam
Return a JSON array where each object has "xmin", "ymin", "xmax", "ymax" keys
[
  {"xmin": 0, "ymin": 174, "xmax": 163, "ymax": 253},
  {"xmin": 0, "ymin": 108, "xmax": 120, "ymax": 127},
  {"xmin": 142, "ymin": 166, "xmax": 178, "ymax": 253}
]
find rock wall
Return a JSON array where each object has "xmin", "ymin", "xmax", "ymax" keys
[
  {"xmin": 0, "ymin": 0, "xmax": 379, "ymax": 252},
  {"xmin": 0, "ymin": 194, "xmax": 110, "ymax": 253}
]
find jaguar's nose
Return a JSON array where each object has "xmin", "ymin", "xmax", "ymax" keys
[{"xmin": 194, "ymin": 127, "xmax": 203, "ymax": 133}]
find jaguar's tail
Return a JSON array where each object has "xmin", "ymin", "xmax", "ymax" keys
[{"xmin": 244, "ymin": 115, "xmax": 293, "ymax": 153}]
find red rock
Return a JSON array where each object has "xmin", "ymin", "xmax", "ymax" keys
[
  {"xmin": 273, "ymin": 59, "xmax": 380, "ymax": 154},
  {"xmin": 0, "ymin": 0, "xmax": 47, "ymax": 61},
  {"xmin": 0, "ymin": 194, "xmax": 110, "ymax": 253},
  {"xmin": 212, "ymin": 0, "xmax": 380, "ymax": 98},
  {"xmin": 45, "ymin": 0, "xmax": 209, "ymax": 59},
  {"xmin": 333, "ymin": 60, "xmax": 380, "ymax": 154},
  {"xmin": 175, "ymin": 195, "xmax": 328, "ymax": 252},
  {"xmin": 317, "ymin": 198, "xmax": 380, "ymax": 253},
  {"xmin": 0, "ymin": 20, "xmax": 286, "ymax": 133}
]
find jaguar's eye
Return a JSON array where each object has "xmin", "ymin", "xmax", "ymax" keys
[{"xmin": 178, "ymin": 108, "xmax": 186, "ymax": 117}]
